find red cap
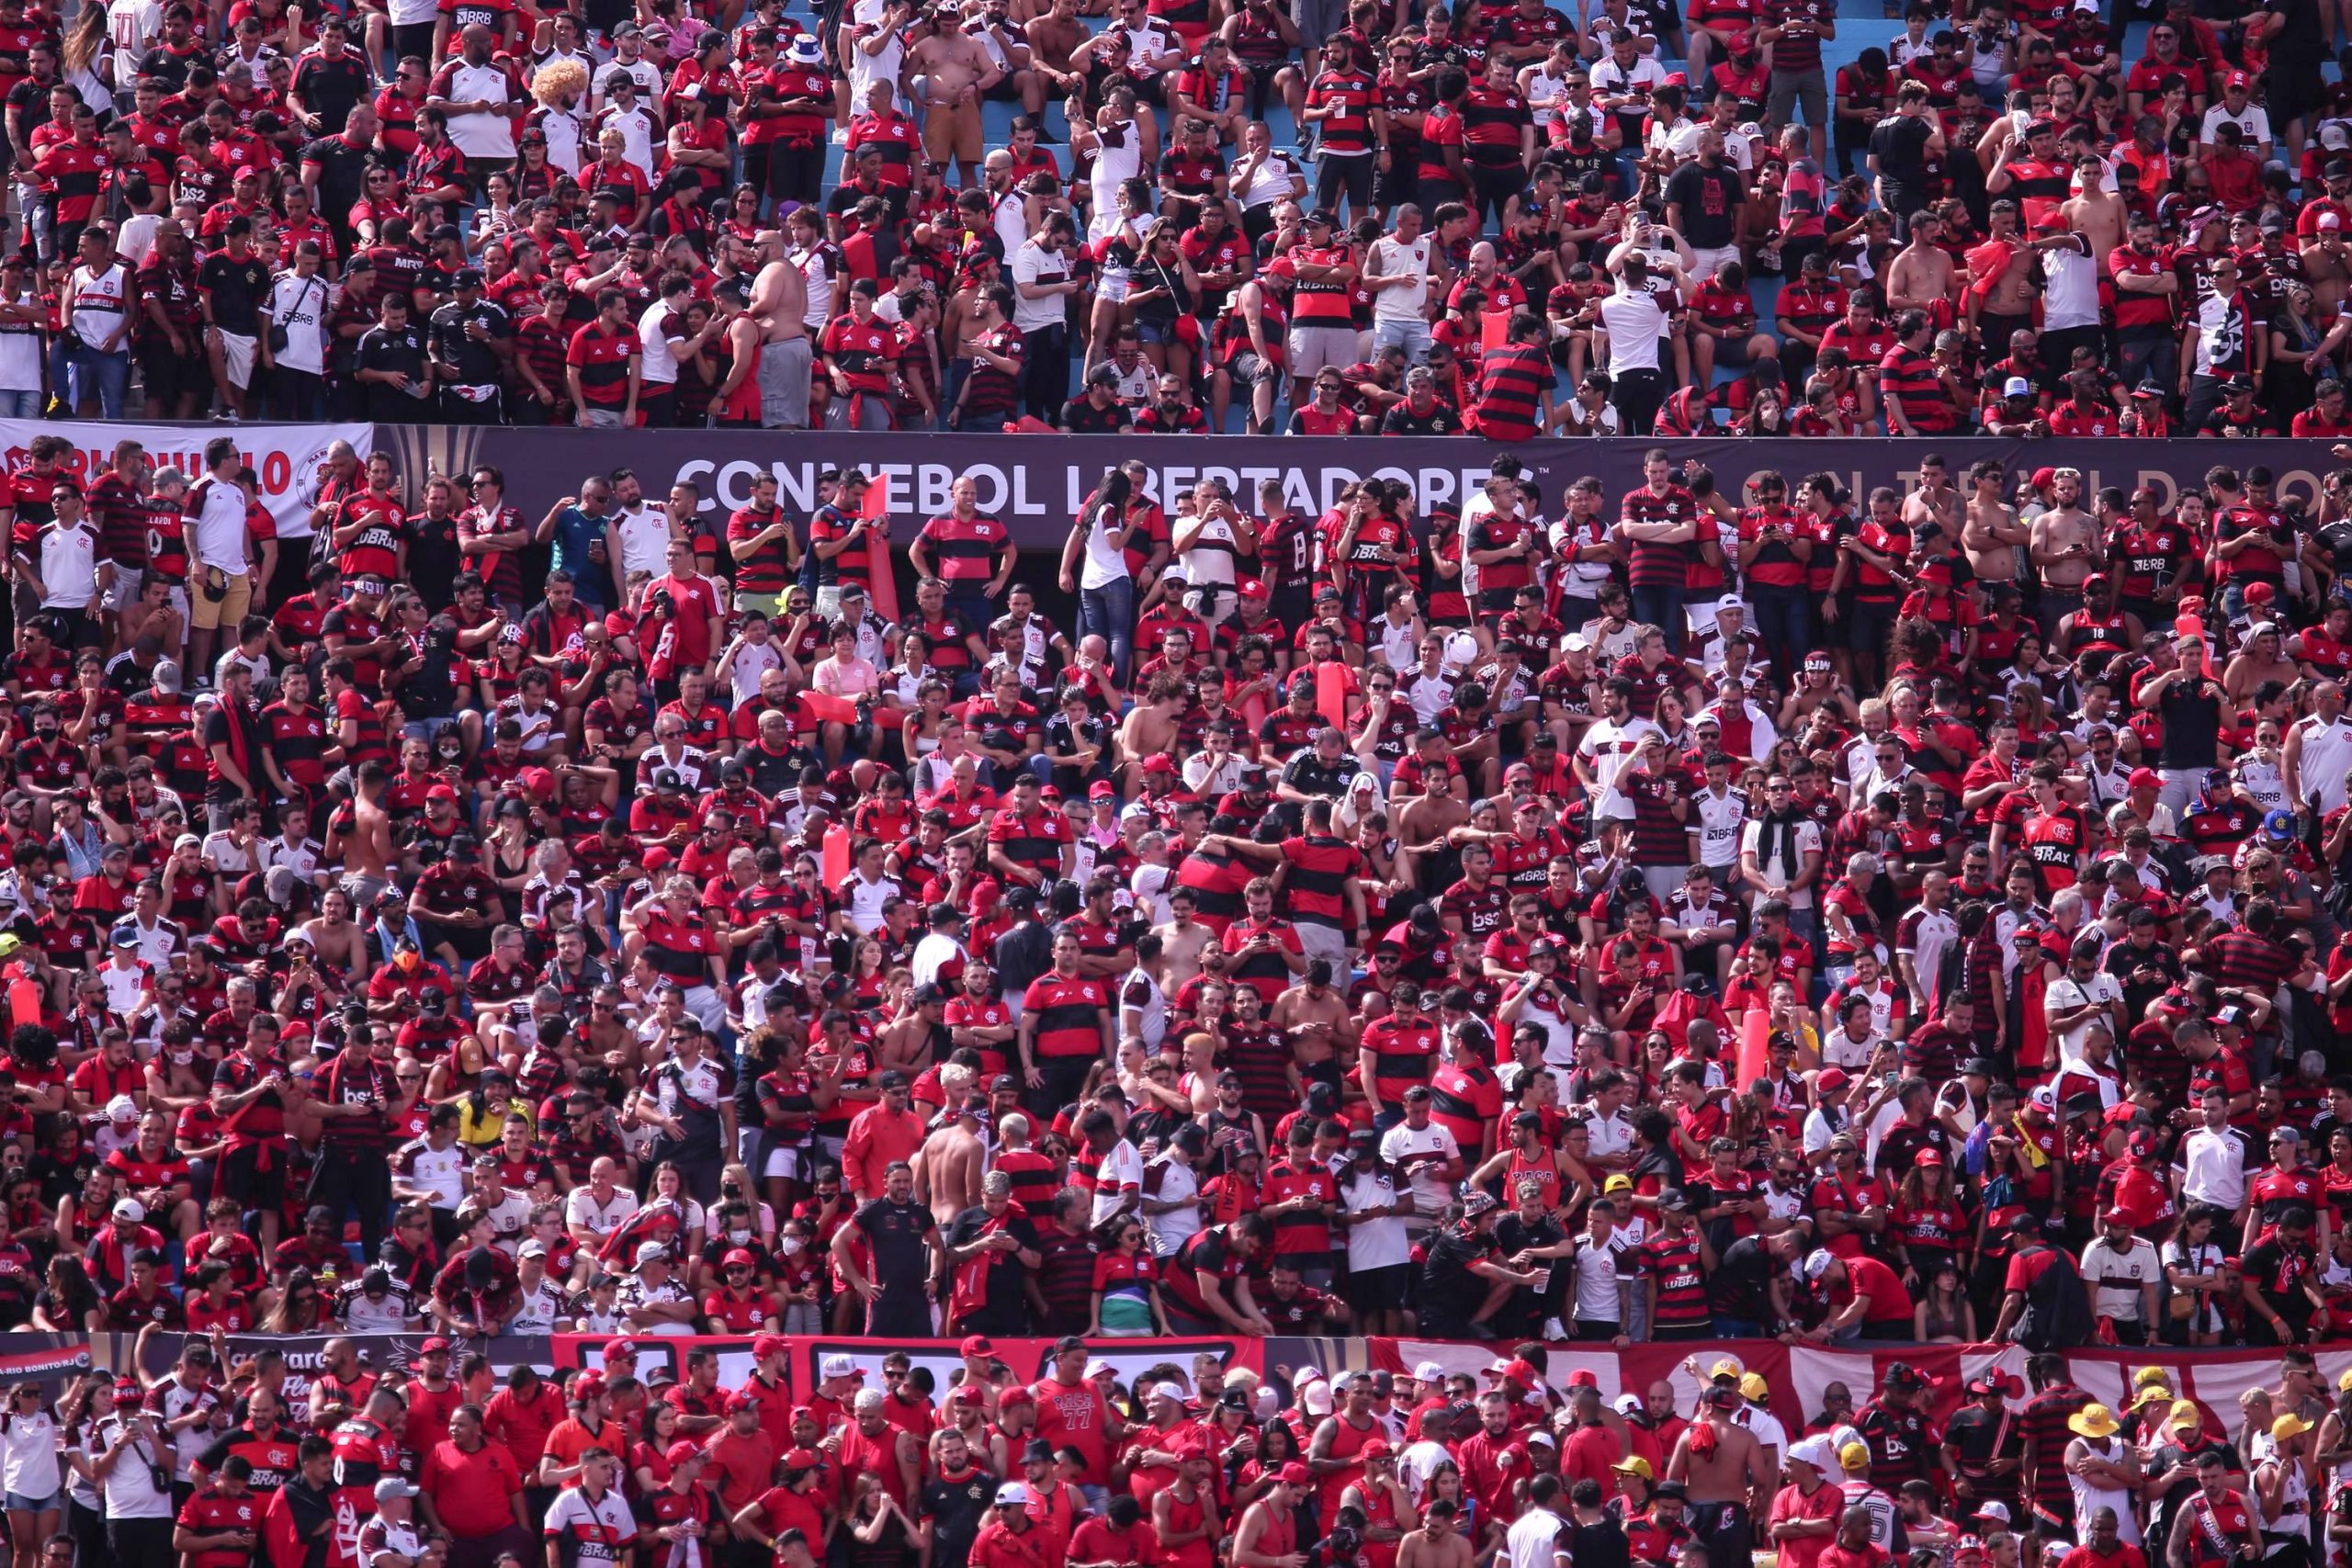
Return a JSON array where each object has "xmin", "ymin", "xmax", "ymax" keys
[
  {"xmin": 722, "ymin": 1248, "xmax": 757, "ymax": 1268},
  {"xmin": 1917, "ymin": 560, "xmax": 1953, "ymax": 585},
  {"xmin": 573, "ymin": 1372, "xmax": 606, "ymax": 1397},
  {"xmin": 998, "ymin": 1386, "xmax": 1035, "ymax": 1407},
  {"xmin": 418, "ymin": 1337, "xmax": 452, "ymax": 1355},
  {"xmin": 1145, "ymin": 753, "xmax": 1176, "ymax": 773},
  {"xmin": 752, "ymin": 1334, "xmax": 788, "ymax": 1359},
  {"xmin": 1564, "ymin": 1369, "xmax": 1598, "ymax": 1389},
  {"xmin": 1816, "ymin": 1067, "xmax": 1850, "ymax": 1091},
  {"xmin": 604, "ymin": 1337, "xmax": 639, "ymax": 1362},
  {"xmin": 1278, "ymin": 1463, "xmax": 1312, "ymax": 1487},
  {"xmin": 785, "ymin": 1449, "xmax": 823, "ymax": 1470},
  {"xmin": 952, "ymin": 1384, "xmax": 989, "ymax": 1404},
  {"xmin": 2226, "ymin": 69, "xmax": 2249, "ymax": 85},
  {"xmin": 1724, "ymin": 26, "xmax": 1751, "ymax": 46},
  {"xmin": 1916, "ymin": 1148, "xmax": 1944, "ymax": 1167},
  {"xmin": 1089, "ymin": 781, "xmax": 1115, "ymax": 798},
  {"xmin": 2127, "ymin": 768, "xmax": 2162, "ymax": 790},
  {"xmin": 1238, "ymin": 579, "xmax": 1270, "ymax": 599},
  {"xmin": 960, "ymin": 1335, "xmax": 995, "ymax": 1357},
  {"xmin": 725, "ymin": 1391, "xmax": 760, "ymax": 1414},
  {"xmin": 1362, "ymin": 1439, "xmax": 1394, "ymax": 1461},
  {"xmin": 425, "ymin": 784, "xmax": 459, "ymax": 804},
  {"xmin": 2246, "ymin": 580, "xmax": 2278, "ymax": 601},
  {"xmin": 2101, "ymin": 1206, "xmax": 2137, "ymax": 1227},
  {"xmin": 665, "ymin": 1439, "xmax": 707, "ymax": 1466},
  {"xmin": 642, "ymin": 846, "xmax": 674, "ymax": 872},
  {"xmin": 2030, "ymin": 467, "xmax": 2057, "ymax": 491},
  {"xmin": 520, "ymin": 765, "xmax": 558, "ymax": 799},
  {"xmin": 232, "ymin": 164, "xmax": 258, "ymax": 180}
]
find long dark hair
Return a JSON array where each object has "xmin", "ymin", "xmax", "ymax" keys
[{"xmin": 1086, "ymin": 468, "xmax": 1133, "ymax": 521}]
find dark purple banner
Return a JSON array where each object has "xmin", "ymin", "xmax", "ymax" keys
[{"xmin": 368, "ymin": 428, "xmax": 2336, "ymax": 550}]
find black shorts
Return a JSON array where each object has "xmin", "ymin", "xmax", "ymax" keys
[
  {"xmin": 1848, "ymin": 599, "xmax": 1896, "ymax": 654},
  {"xmin": 1349, "ymin": 1262, "xmax": 1409, "ymax": 1312},
  {"xmin": 139, "ymin": 336, "xmax": 211, "ymax": 405},
  {"xmin": 221, "ymin": 1143, "xmax": 286, "ymax": 1212}
]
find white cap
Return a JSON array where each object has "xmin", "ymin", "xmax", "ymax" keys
[
  {"xmin": 519, "ymin": 1240, "xmax": 548, "ymax": 1259},
  {"xmin": 1788, "ymin": 1436, "xmax": 1838, "ymax": 1472},
  {"xmin": 1525, "ymin": 1428, "xmax": 1558, "ymax": 1448},
  {"xmin": 1563, "ymin": 632, "xmax": 1590, "ymax": 653},
  {"xmin": 1713, "ymin": 593, "xmax": 1744, "ymax": 615},
  {"xmin": 1413, "ymin": 1361, "xmax": 1446, "ymax": 1383},
  {"xmin": 113, "ymin": 1198, "xmax": 145, "ymax": 1224},
  {"xmin": 173, "ymin": 834, "xmax": 201, "ymax": 852},
  {"xmin": 820, "ymin": 1354, "xmax": 860, "ymax": 1380},
  {"xmin": 1802, "ymin": 1247, "xmax": 1834, "ymax": 1281},
  {"xmin": 2326, "ymin": 213, "xmax": 2346, "ymax": 229},
  {"xmin": 2249, "ymin": 620, "xmax": 2280, "ymax": 638},
  {"xmin": 1303, "ymin": 1382, "xmax": 1335, "ymax": 1416},
  {"xmin": 2030, "ymin": 1085, "xmax": 2057, "ymax": 1110},
  {"xmin": 635, "ymin": 1242, "xmax": 670, "ymax": 1267},
  {"xmin": 1613, "ymin": 1393, "xmax": 1643, "ymax": 1415},
  {"xmin": 2003, "ymin": 376, "xmax": 2033, "ymax": 398},
  {"xmin": 1295, "ymin": 1365, "xmax": 1324, "ymax": 1385},
  {"xmin": 105, "ymin": 1094, "xmax": 138, "ymax": 1122},
  {"xmin": 1149, "ymin": 1382, "xmax": 1184, "ymax": 1402},
  {"xmin": 995, "ymin": 1483, "xmax": 1029, "ymax": 1506},
  {"xmin": 1085, "ymin": 1359, "xmax": 1114, "ymax": 1379}
]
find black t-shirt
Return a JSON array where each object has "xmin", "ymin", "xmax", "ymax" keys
[
  {"xmin": 197, "ymin": 251, "xmax": 271, "ymax": 334},
  {"xmin": 854, "ymin": 1196, "xmax": 938, "ymax": 1291},
  {"xmin": 2155, "ymin": 680, "xmax": 2224, "ymax": 770},
  {"xmin": 1662, "ymin": 161, "xmax": 1744, "ymax": 249},
  {"xmin": 1061, "ymin": 395, "xmax": 1130, "ymax": 434},
  {"xmin": 356, "ymin": 322, "xmax": 429, "ymax": 419},
  {"xmin": 2241, "ymin": 1235, "xmax": 2318, "ymax": 1328},
  {"xmin": 1418, "ymin": 1224, "xmax": 1496, "ymax": 1325},
  {"xmin": 427, "ymin": 298, "xmax": 512, "ymax": 386},
  {"xmin": 1706, "ymin": 1233, "xmax": 1780, "ymax": 1321},
  {"xmin": 942, "ymin": 1204, "xmax": 1037, "ymax": 1318},
  {"xmin": 300, "ymin": 134, "xmax": 372, "ymax": 230},
  {"xmin": 1869, "ymin": 113, "xmax": 1935, "ymax": 195},
  {"xmin": 290, "ymin": 51, "xmax": 372, "ymax": 136},
  {"xmin": 1380, "ymin": 401, "xmax": 1464, "ymax": 435},
  {"xmin": 922, "ymin": 1468, "xmax": 997, "ymax": 1568}
]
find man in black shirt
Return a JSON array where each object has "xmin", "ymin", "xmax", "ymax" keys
[
  {"xmin": 354, "ymin": 292, "xmax": 433, "ymax": 420},
  {"xmin": 1060, "ymin": 365, "xmax": 1135, "ymax": 432},
  {"xmin": 427, "ymin": 267, "xmax": 513, "ymax": 423},
  {"xmin": 836, "ymin": 1155, "xmax": 943, "ymax": 1336},
  {"xmin": 920, "ymin": 1428, "xmax": 999, "ymax": 1568},
  {"xmin": 287, "ymin": 15, "xmax": 371, "ymax": 136},
  {"xmin": 940, "ymin": 1170, "xmax": 1040, "ymax": 1337},
  {"xmin": 1379, "ymin": 368, "xmax": 1464, "ymax": 434},
  {"xmin": 1866, "ymin": 83, "xmax": 1939, "ymax": 225},
  {"xmin": 2240, "ymin": 1201, "xmax": 2324, "ymax": 1345},
  {"xmin": 1706, "ymin": 1227, "xmax": 1804, "ymax": 1334},
  {"xmin": 1663, "ymin": 129, "xmax": 1744, "ymax": 270},
  {"xmin": 198, "ymin": 216, "xmax": 272, "ymax": 417},
  {"xmin": 299, "ymin": 102, "xmax": 379, "ymax": 249}
]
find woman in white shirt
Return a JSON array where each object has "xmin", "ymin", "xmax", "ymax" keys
[{"xmin": 810, "ymin": 618, "xmax": 882, "ymax": 768}]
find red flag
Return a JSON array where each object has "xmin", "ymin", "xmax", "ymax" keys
[
  {"xmin": 1315, "ymin": 660, "xmax": 1351, "ymax": 732},
  {"xmin": 1735, "ymin": 1001, "xmax": 1770, "ymax": 1091},
  {"xmin": 854, "ymin": 470, "xmax": 902, "ymax": 625}
]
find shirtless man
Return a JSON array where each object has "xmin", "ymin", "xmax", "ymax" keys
[
  {"xmin": 1884, "ymin": 212, "xmax": 1955, "ymax": 322},
  {"xmin": 1271, "ymin": 963, "xmax": 1357, "ymax": 1084},
  {"xmin": 1962, "ymin": 457, "xmax": 2029, "ymax": 587},
  {"xmin": 908, "ymin": 16, "xmax": 1001, "ymax": 189},
  {"xmin": 913, "ymin": 1094, "xmax": 987, "ymax": 1229},
  {"xmin": 1118, "ymin": 674, "xmax": 1187, "ymax": 786},
  {"xmin": 1398, "ymin": 1500, "xmax": 1474, "ymax": 1568},
  {"xmin": 2028, "ymin": 468, "xmax": 2100, "ymax": 637},
  {"xmin": 2063, "ymin": 156, "xmax": 2126, "ymax": 273},
  {"xmin": 1899, "ymin": 452, "xmax": 1961, "ymax": 539},
  {"xmin": 1153, "ymin": 890, "xmax": 1216, "ymax": 991},
  {"xmin": 748, "ymin": 232, "xmax": 812, "ymax": 430},
  {"xmin": 1396, "ymin": 770, "xmax": 1472, "ymax": 889},
  {"xmin": 1023, "ymin": 0, "xmax": 1087, "ymax": 93},
  {"xmin": 1668, "ymin": 1382, "xmax": 1774, "ymax": 1568},
  {"xmin": 1969, "ymin": 220, "xmax": 2039, "ymax": 355},
  {"xmin": 344, "ymin": 760, "xmax": 395, "ymax": 908}
]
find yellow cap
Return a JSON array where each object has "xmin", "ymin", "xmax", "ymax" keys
[
  {"xmin": 1740, "ymin": 1373, "xmax": 1770, "ymax": 1402},
  {"xmin": 1611, "ymin": 1457, "xmax": 1655, "ymax": 1479},
  {"xmin": 1604, "ymin": 1175, "xmax": 1634, "ymax": 1193},
  {"xmin": 2068, "ymin": 1404, "xmax": 2120, "ymax": 1439},
  {"xmin": 2169, "ymin": 1401, "xmax": 2203, "ymax": 1430},
  {"xmin": 2132, "ymin": 1366, "xmax": 2169, "ymax": 1389},
  {"xmin": 2274, "ymin": 1414, "xmax": 2314, "ymax": 1441},
  {"xmin": 2129, "ymin": 1385, "xmax": 2174, "ymax": 1410},
  {"xmin": 1838, "ymin": 1442, "xmax": 1871, "ymax": 1471},
  {"xmin": 1710, "ymin": 1357, "xmax": 1745, "ymax": 1380}
]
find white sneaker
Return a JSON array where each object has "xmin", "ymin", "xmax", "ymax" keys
[
  {"xmin": 830, "ymin": 126, "xmax": 848, "ymax": 144},
  {"xmin": 1542, "ymin": 1316, "xmax": 1566, "ymax": 1341}
]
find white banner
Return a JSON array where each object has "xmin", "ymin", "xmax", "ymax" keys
[{"xmin": 0, "ymin": 420, "xmax": 372, "ymax": 540}]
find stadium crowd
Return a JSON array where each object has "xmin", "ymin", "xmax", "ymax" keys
[{"xmin": 0, "ymin": 0, "xmax": 2328, "ymax": 431}]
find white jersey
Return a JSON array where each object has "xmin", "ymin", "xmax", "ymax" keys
[{"xmin": 544, "ymin": 1485, "xmax": 639, "ymax": 1568}]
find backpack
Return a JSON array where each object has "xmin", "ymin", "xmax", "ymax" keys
[{"xmin": 2011, "ymin": 1243, "xmax": 2097, "ymax": 1351}]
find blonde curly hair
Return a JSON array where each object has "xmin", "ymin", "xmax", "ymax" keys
[{"xmin": 532, "ymin": 56, "xmax": 588, "ymax": 109}]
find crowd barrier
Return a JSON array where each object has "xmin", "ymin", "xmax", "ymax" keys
[
  {"xmin": 0, "ymin": 424, "xmax": 2335, "ymax": 553},
  {"xmin": 28, "ymin": 1332, "xmax": 2342, "ymax": 1431}
]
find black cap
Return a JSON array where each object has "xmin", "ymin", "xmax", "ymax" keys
[
  {"xmin": 454, "ymin": 266, "xmax": 484, "ymax": 288},
  {"xmin": 430, "ymin": 222, "xmax": 461, "ymax": 242}
]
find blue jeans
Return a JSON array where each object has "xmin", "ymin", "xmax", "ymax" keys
[
  {"xmin": 0, "ymin": 389, "xmax": 37, "ymax": 417},
  {"xmin": 947, "ymin": 590, "xmax": 997, "ymax": 639},
  {"xmin": 1631, "ymin": 583, "xmax": 1685, "ymax": 656},
  {"xmin": 1080, "ymin": 573, "xmax": 1136, "ymax": 685},
  {"xmin": 66, "ymin": 343, "xmax": 129, "ymax": 419},
  {"xmin": 1750, "ymin": 582, "xmax": 1813, "ymax": 674}
]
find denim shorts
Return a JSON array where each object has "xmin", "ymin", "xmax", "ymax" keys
[{"xmin": 6, "ymin": 1490, "xmax": 60, "ymax": 1512}]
